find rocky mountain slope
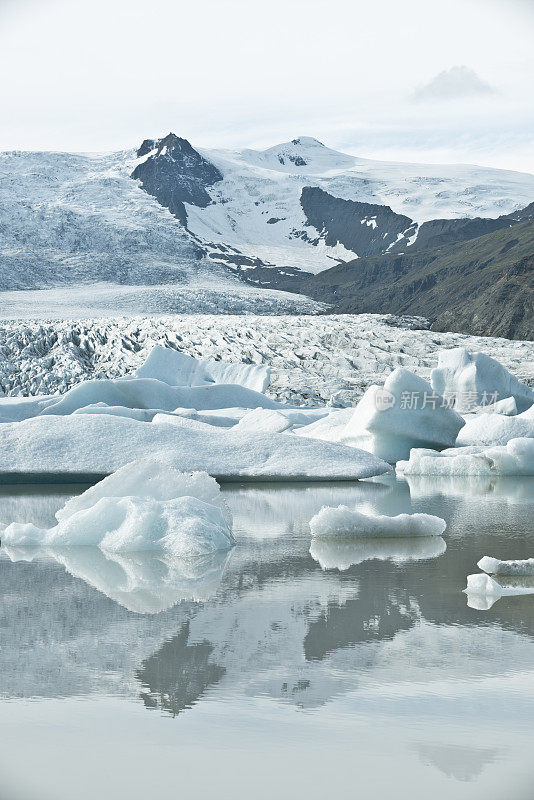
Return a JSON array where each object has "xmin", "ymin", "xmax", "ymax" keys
[{"xmin": 303, "ymin": 219, "xmax": 534, "ymax": 340}]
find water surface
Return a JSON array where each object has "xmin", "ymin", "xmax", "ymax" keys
[{"xmin": 1, "ymin": 476, "xmax": 533, "ymax": 800}]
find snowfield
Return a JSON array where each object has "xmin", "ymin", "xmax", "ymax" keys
[
  {"xmin": 190, "ymin": 137, "xmax": 534, "ymax": 272},
  {"xmin": 0, "ymin": 314, "xmax": 532, "ymax": 406}
]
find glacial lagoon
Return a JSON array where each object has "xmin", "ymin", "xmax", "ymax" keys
[{"xmin": 1, "ymin": 474, "xmax": 533, "ymax": 800}]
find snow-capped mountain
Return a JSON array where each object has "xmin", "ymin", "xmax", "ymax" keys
[
  {"xmin": 0, "ymin": 132, "xmax": 533, "ymax": 316},
  {"xmin": 133, "ymin": 134, "xmax": 534, "ymax": 274}
]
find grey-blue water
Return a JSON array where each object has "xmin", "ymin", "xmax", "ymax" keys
[{"xmin": 0, "ymin": 475, "xmax": 533, "ymax": 800}]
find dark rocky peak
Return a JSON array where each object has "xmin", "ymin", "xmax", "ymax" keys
[
  {"xmin": 131, "ymin": 133, "xmax": 223, "ymax": 226},
  {"xmin": 300, "ymin": 186, "xmax": 415, "ymax": 257}
]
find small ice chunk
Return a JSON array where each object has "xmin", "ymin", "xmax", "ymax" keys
[
  {"xmin": 465, "ymin": 573, "xmax": 503, "ymax": 597},
  {"xmin": 309, "ymin": 505, "xmax": 446, "ymax": 539},
  {"xmin": 478, "ymin": 556, "xmax": 534, "ymax": 576}
]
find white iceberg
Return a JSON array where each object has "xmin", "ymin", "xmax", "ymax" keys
[
  {"xmin": 0, "ymin": 414, "xmax": 391, "ymax": 480},
  {"xmin": 456, "ymin": 408, "xmax": 534, "ymax": 447},
  {"xmin": 133, "ymin": 345, "xmax": 270, "ymax": 393},
  {"xmin": 477, "ymin": 556, "xmax": 534, "ymax": 576},
  {"xmin": 3, "ymin": 494, "xmax": 235, "ymax": 557},
  {"xmin": 38, "ymin": 377, "xmax": 280, "ymax": 417},
  {"xmin": 310, "ymin": 536, "xmax": 446, "ymax": 570},
  {"xmin": 397, "ymin": 438, "xmax": 534, "ymax": 476},
  {"xmin": 56, "ymin": 459, "xmax": 231, "ymax": 524},
  {"xmin": 431, "ymin": 348, "xmax": 534, "ymax": 413},
  {"xmin": 309, "ymin": 505, "xmax": 446, "ymax": 539},
  {"xmin": 335, "ymin": 368, "xmax": 464, "ymax": 463}
]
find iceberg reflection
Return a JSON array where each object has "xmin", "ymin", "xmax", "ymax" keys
[
  {"xmin": 2, "ymin": 545, "xmax": 231, "ymax": 614},
  {"xmin": 310, "ymin": 535, "xmax": 446, "ymax": 571}
]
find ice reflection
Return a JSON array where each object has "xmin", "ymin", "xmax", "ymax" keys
[
  {"xmin": 310, "ymin": 535, "xmax": 446, "ymax": 571},
  {"xmin": 2, "ymin": 545, "xmax": 231, "ymax": 614},
  {"xmin": 223, "ymin": 480, "xmax": 390, "ymax": 538}
]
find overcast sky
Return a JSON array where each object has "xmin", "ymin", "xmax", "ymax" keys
[{"xmin": 1, "ymin": 0, "xmax": 533, "ymax": 172}]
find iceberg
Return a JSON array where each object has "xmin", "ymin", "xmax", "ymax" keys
[
  {"xmin": 3, "ymin": 494, "xmax": 235, "ymax": 557},
  {"xmin": 333, "ymin": 368, "xmax": 464, "ymax": 463},
  {"xmin": 133, "ymin": 345, "xmax": 270, "ymax": 393},
  {"xmin": 456, "ymin": 409, "xmax": 534, "ymax": 447},
  {"xmin": 431, "ymin": 348, "xmax": 534, "ymax": 413},
  {"xmin": 477, "ymin": 556, "xmax": 534, "ymax": 576},
  {"xmin": 397, "ymin": 438, "xmax": 534, "ymax": 476},
  {"xmin": 309, "ymin": 505, "xmax": 446, "ymax": 539},
  {"xmin": 0, "ymin": 414, "xmax": 391, "ymax": 481},
  {"xmin": 37, "ymin": 377, "xmax": 280, "ymax": 417},
  {"xmin": 56, "ymin": 459, "xmax": 231, "ymax": 524},
  {"xmin": 310, "ymin": 536, "xmax": 446, "ymax": 570}
]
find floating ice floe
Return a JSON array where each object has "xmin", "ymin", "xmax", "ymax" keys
[
  {"xmin": 310, "ymin": 536, "xmax": 446, "ymax": 571},
  {"xmin": 397, "ymin": 438, "xmax": 534, "ymax": 476},
  {"xmin": 0, "ymin": 415, "xmax": 391, "ymax": 480},
  {"xmin": 309, "ymin": 505, "xmax": 446, "ymax": 539},
  {"xmin": 132, "ymin": 345, "xmax": 271, "ymax": 394},
  {"xmin": 299, "ymin": 368, "xmax": 464, "ymax": 463},
  {"xmin": 464, "ymin": 573, "xmax": 534, "ymax": 610},
  {"xmin": 477, "ymin": 556, "xmax": 534, "ymax": 576},
  {"xmin": 2, "ymin": 464, "xmax": 235, "ymax": 557},
  {"xmin": 456, "ymin": 407, "xmax": 534, "ymax": 447},
  {"xmin": 431, "ymin": 347, "xmax": 534, "ymax": 413}
]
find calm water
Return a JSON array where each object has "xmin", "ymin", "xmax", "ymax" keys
[{"xmin": 0, "ymin": 475, "xmax": 533, "ymax": 800}]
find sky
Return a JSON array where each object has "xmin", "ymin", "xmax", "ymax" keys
[{"xmin": 0, "ymin": 0, "xmax": 533, "ymax": 173}]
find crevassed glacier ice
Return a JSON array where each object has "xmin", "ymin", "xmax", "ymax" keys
[
  {"xmin": 3, "ymin": 495, "xmax": 235, "ymax": 557},
  {"xmin": 477, "ymin": 556, "xmax": 534, "ymax": 576},
  {"xmin": 431, "ymin": 348, "xmax": 534, "ymax": 413},
  {"xmin": 0, "ymin": 414, "xmax": 391, "ymax": 480},
  {"xmin": 309, "ymin": 505, "xmax": 446, "ymax": 539},
  {"xmin": 302, "ymin": 368, "xmax": 464, "ymax": 463},
  {"xmin": 133, "ymin": 345, "xmax": 270, "ymax": 393},
  {"xmin": 397, "ymin": 438, "xmax": 534, "ymax": 476},
  {"xmin": 309, "ymin": 536, "xmax": 446, "ymax": 570}
]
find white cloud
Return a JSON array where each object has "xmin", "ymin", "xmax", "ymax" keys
[{"xmin": 411, "ymin": 66, "xmax": 497, "ymax": 102}]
